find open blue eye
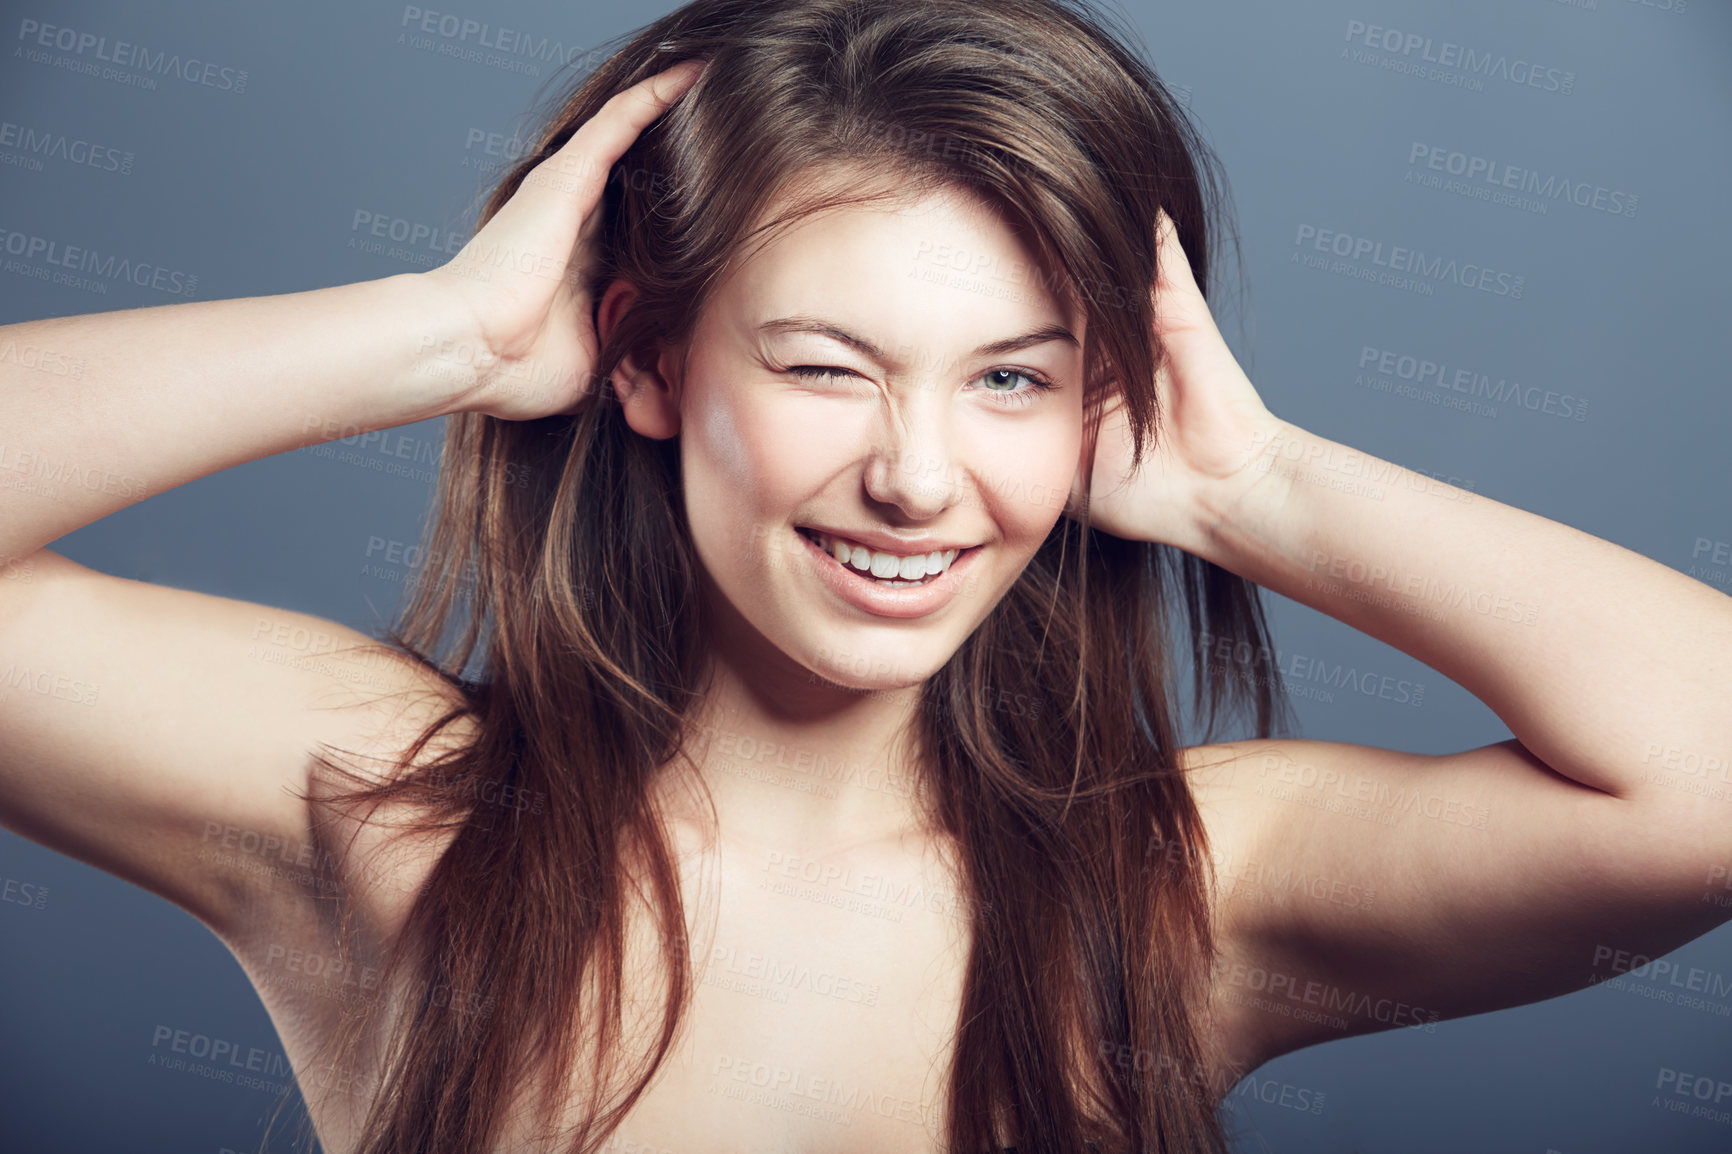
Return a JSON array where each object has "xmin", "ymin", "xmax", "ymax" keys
[
  {"xmin": 786, "ymin": 365, "xmax": 1058, "ymax": 407},
  {"xmin": 978, "ymin": 367, "xmax": 1057, "ymax": 400}
]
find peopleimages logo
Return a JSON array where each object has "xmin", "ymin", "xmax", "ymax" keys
[
  {"xmin": 15, "ymin": 19, "xmax": 249, "ymax": 93},
  {"xmin": 0, "ymin": 227, "xmax": 198, "ymax": 297},
  {"xmin": 1407, "ymin": 143, "xmax": 1638, "ymax": 219},
  {"xmin": 1356, "ymin": 346, "xmax": 1589, "ymax": 422},
  {"xmin": 0, "ymin": 120, "xmax": 134, "ymax": 175},
  {"xmin": 1342, "ymin": 19, "xmax": 1575, "ymax": 95},
  {"xmin": 396, "ymin": 6, "xmax": 602, "ymax": 76},
  {"xmin": 1293, "ymin": 224, "xmax": 1524, "ymax": 299}
]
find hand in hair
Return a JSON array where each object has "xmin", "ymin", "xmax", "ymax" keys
[
  {"xmin": 1067, "ymin": 209, "xmax": 1284, "ymax": 554},
  {"xmin": 424, "ymin": 59, "xmax": 706, "ymax": 421}
]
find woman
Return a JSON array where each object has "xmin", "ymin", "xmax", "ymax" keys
[{"xmin": 1, "ymin": 0, "xmax": 1726, "ymax": 1151}]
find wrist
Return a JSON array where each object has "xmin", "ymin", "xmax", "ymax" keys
[
  {"xmin": 394, "ymin": 270, "xmax": 491, "ymax": 419},
  {"xmin": 1174, "ymin": 415, "xmax": 1299, "ymax": 566}
]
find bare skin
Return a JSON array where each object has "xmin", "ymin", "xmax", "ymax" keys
[{"xmin": 3, "ymin": 56, "xmax": 1730, "ymax": 1152}]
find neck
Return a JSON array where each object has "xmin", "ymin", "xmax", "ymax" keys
[{"xmin": 657, "ymin": 578, "xmax": 939, "ymax": 856}]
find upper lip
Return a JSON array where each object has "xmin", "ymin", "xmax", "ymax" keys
[{"xmin": 797, "ymin": 524, "xmax": 981, "ymax": 556}]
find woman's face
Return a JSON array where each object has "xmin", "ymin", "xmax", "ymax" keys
[{"xmin": 666, "ymin": 179, "xmax": 1086, "ymax": 694}]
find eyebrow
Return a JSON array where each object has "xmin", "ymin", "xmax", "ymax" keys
[{"xmin": 757, "ymin": 315, "xmax": 1078, "ymax": 361}]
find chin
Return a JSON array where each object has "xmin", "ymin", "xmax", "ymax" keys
[{"xmin": 799, "ymin": 634, "xmax": 945, "ymax": 693}]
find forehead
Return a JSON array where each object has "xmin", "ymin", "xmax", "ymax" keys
[{"xmin": 704, "ymin": 170, "xmax": 1084, "ymax": 348}]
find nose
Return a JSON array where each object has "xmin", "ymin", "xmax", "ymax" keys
[{"xmin": 861, "ymin": 387, "xmax": 963, "ymax": 521}]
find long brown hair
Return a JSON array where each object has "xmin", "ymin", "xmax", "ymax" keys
[{"xmin": 289, "ymin": 1, "xmax": 1294, "ymax": 1150}]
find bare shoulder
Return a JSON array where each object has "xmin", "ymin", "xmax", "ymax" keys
[
  {"xmin": 0, "ymin": 549, "xmax": 477, "ymax": 952},
  {"xmin": 1171, "ymin": 740, "xmax": 1283, "ymax": 1085},
  {"xmin": 1173, "ymin": 736, "xmax": 1722, "ymax": 1081}
]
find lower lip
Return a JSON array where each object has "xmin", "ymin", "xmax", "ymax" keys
[{"xmin": 794, "ymin": 530, "xmax": 980, "ymax": 619}]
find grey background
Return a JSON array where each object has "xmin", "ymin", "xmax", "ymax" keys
[{"xmin": 2, "ymin": 0, "xmax": 1728, "ymax": 1150}]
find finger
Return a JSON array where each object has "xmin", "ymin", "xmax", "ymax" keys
[
  {"xmin": 472, "ymin": 60, "xmax": 703, "ymax": 295},
  {"xmin": 517, "ymin": 59, "xmax": 707, "ymax": 210},
  {"xmin": 1151, "ymin": 208, "xmax": 1199, "ymax": 297},
  {"xmin": 1149, "ymin": 209, "xmax": 1217, "ymax": 348},
  {"xmin": 561, "ymin": 58, "xmax": 707, "ymax": 177},
  {"xmin": 1154, "ymin": 207, "xmax": 1177, "ymax": 249},
  {"xmin": 1064, "ymin": 417, "xmax": 1103, "ymax": 522}
]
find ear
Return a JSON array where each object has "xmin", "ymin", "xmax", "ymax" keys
[{"xmin": 595, "ymin": 278, "xmax": 681, "ymax": 440}]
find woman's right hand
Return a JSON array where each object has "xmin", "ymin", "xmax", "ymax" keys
[{"xmin": 423, "ymin": 58, "xmax": 706, "ymax": 421}]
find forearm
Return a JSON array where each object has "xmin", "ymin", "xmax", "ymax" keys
[
  {"xmin": 1192, "ymin": 420, "xmax": 1732, "ymax": 800},
  {"xmin": 0, "ymin": 273, "xmax": 474, "ymax": 564}
]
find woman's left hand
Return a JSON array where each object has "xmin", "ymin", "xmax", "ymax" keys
[{"xmin": 1067, "ymin": 210, "xmax": 1287, "ymax": 553}]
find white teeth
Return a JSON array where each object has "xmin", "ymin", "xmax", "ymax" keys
[{"xmin": 808, "ymin": 530, "xmax": 963, "ymax": 583}]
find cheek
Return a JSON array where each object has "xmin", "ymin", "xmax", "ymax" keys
[
  {"xmin": 680, "ymin": 384, "xmax": 831, "ymax": 554},
  {"xmin": 968, "ymin": 417, "xmax": 1081, "ymax": 541}
]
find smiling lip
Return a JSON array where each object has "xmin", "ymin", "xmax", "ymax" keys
[
  {"xmin": 794, "ymin": 529, "xmax": 982, "ymax": 619},
  {"xmin": 795, "ymin": 524, "xmax": 978, "ymax": 555}
]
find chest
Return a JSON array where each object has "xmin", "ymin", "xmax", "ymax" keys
[
  {"xmin": 241, "ymin": 828, "xmax": 980, "ymax": 1153},
  {"xmin": 600, "ymin": 833, "xmax": 976, "ymax": 1152},
  {"xmin": 240, "ymin": 815, "xmax": 1247, "ymax": 1154}
]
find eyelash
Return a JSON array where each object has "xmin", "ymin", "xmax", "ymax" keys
[{"xmin": 785, "ymin": 365, "xmax": 1059, "ymax": 407}]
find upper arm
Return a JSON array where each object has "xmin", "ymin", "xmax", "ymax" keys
[
  {"xmin": 0, "ymin": 548, "xmax": 466, "ymax": 943},
  {"xmin": 1183, "ymin": 737, "xmax": 1732, "ymax": 1077}
]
